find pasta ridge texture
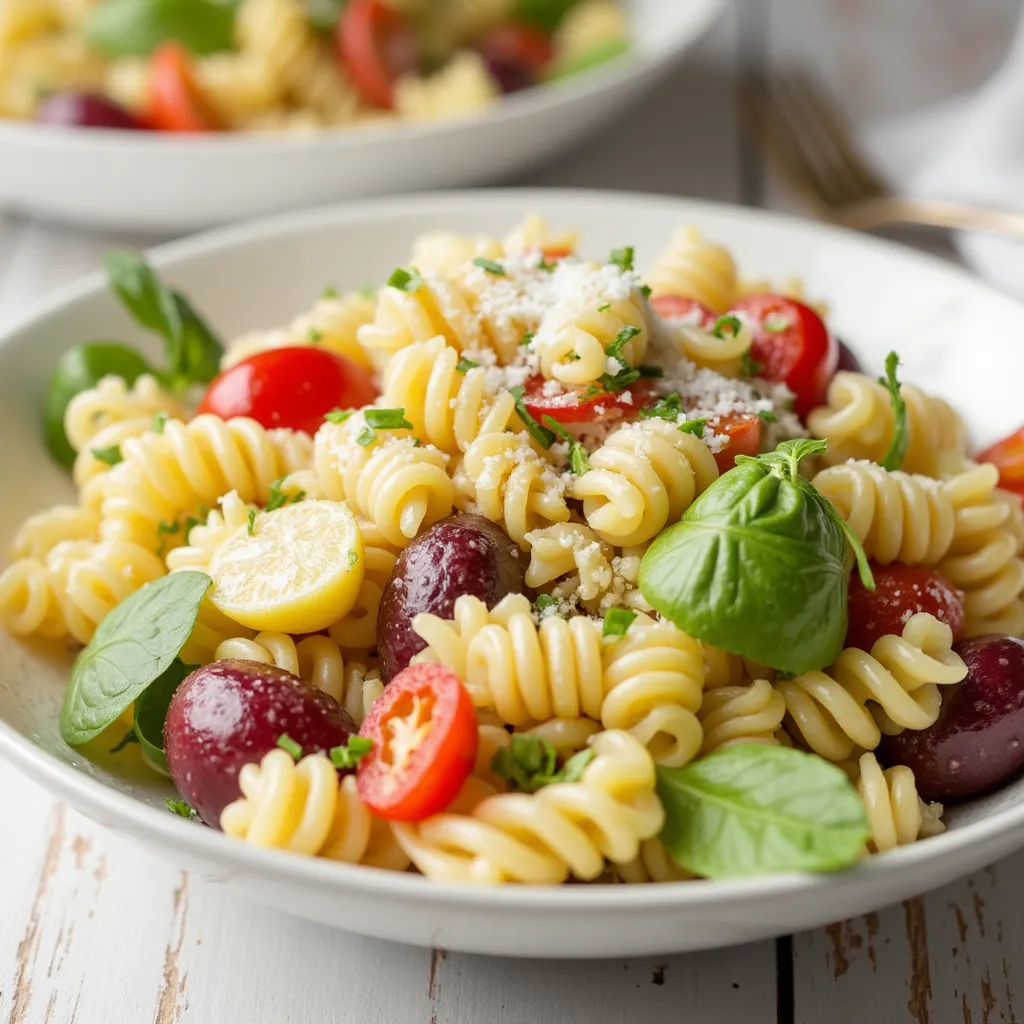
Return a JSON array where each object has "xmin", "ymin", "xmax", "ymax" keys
[
  {"xmin": 698, "ymin": 679, "xmax": 786, "ymax": 755},
  {"xmin": 850, "ymin": 752, "xmax": 944, "ymax": 853},
  {"xmin": 645, "ymin": 226, "xmax": 738, "ymax": 312}
]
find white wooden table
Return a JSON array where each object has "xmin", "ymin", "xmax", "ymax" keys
[{"xmin": 3, "ymin": 2, "xmax": 1024, "ymax": 1021}]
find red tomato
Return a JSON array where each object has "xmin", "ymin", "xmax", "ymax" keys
[
  {"xmin": 357, "ymin": 663, "xmax": 478, "ymax": 822},
  {"xmin": 541, "ymin": 246, "xmax": 574, "ymax": 261},
  {"xmin": 197, "ymin": 347, "xmax": 378, "ymax": 436},
  {"xmin": 846, "ymin": 563, "xmax": 966, "ymax": 652},
  {"xmin": 979, "ymin": 426, "xmax": 1024, "ymax": 498},
  {"xmin": 337, "ymin": 0, "xmax": 419, "ymax": 109},
  {"xmin": 649, "ymin": 295, "xmax": 717, "ymax": 328},
  {"xmin": 476, "ymin": 23, "xmax": 554, "ymax": 74},
  {"xmin": 147, "ymin": 43, "xmax": 221, "ymax": 133},
  {"xmin": 709, "ymin": 413, "xmax": 762, "ymax": 474},
  {"xmin": 521, "ymin": 375, "xmax": 657, "ymax": 425},
  {"xmin": 731, "ymin": 294, "xmax": 837, "ymax": 419}
]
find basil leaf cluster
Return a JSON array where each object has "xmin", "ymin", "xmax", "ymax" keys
[
  {"xmin": 60, "ymin": 572, "xmax": 210, "ymax": 745},
  {"xmin": 86, "ymin": 0, "xmax": 236, "ymax": 58},
  {"xmin": 639, "ymin": 439, "xmax": 872, "ymax": 674},
  {"xmin": 656, "ymin": 745, "xmax": 870, "ymax": 878}
]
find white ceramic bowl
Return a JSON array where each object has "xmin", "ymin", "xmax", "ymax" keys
[
  {"xmin": 0, "ymin": 0, "xmax": 723, "ymax": 233},
  {"xmin": 1, "ymin": 190, "xmax": 1021, "ymax": 959}
]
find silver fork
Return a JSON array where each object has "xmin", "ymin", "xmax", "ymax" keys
[{"xmin": 741, "ymin": 69, "xmax": 1024, "ymax": 238}]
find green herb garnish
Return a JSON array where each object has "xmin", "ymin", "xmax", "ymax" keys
[
  {"xmin": 325, "ymin": 408, "xmax": 353, "ymax": 424},
  {"xmin": 677, "ymin": 418, "xmax": 707, "ymax": 437},
  {"xmin": 387, "ymin": 267, "xmax": 423, "ymax": 293},
  {"xmin": 712, "ymin": 315, "xmax": 743, "ymax": 339},
  {"xmin": 91, "ymin": 444, "xmax": 123, "ymax": 466},
  {"xmin": 542, "ymin": 416, "xmax": 590, "ymax": 476},
  {"xmin": 639, "ymin": 392, "xmax": 682, "ymax": 421},
  {"xmin": 609, "ymin": 246, "xmax": 635, "ymax": 272},
  {"xmin": 602, "ymin": 608, "xmax": 637, "ymax": 638},
  {"xmin": 605, "ymin": 325, "xmax": 641, "ymax": 363},
  {"xmin": 456, "ymin": 358, "xmax": 479, "ymax": 373},
  {"xmin": 152, "ymin": 411, "xmax": 169, "ymax": 434},
  {"xmin": 247, "ymin": 509, "xmax": 256, "ymax": 536},
  {"xmin": 509, "ymin": 386, "xmax": 556, "ymax": 449},
  {"xmin": 277, "ymin": 734, "xmax": 303, "ymax": 760},
  {"xmin": 265, "ymin": 476, "xmax": 305, "ymax": 512},
  {"xmin": 473, "ymin": 257, "xmax": 506, "ymax": 276},
  {"xmin": 330, "ymin": 736, "xmax": 373, "ymax": 769},
  {"xmin": 740, "ymin": 351, "xmax": 765, "ymax": 378},
  {"xmin": 597, "ymin": 303, "xmax": 611, "ymax": 312},
  {"xmin": 307, "ymin": 328, "xmax": 323, "ymax": 343},
  {"xmin": 491, "ymin": 735, "xmax": 596, "ymax": 793},
  {"xmin": 535, "ymin": 594, "xmax": 559, "ymax": 616},
  {"xmin": 637, "ymin": 364, "xmax": 664, "ymax": 378},
  {"xmin": 356, "ymin": 407, "xmax": 414, "ymax": 448},
  {"xmin": 878, "ymin": 351, "xmax": 908, "ymax": 472},
  {"xmin": 322, "ymin": 284, "xmax": 339, "ymax": 299},
  {"xmin": 758, "ymin": 410, "xmax": 778, "ymax": 423},
  {"xmin": 520, "ymin": 331, "xmax": 535, "ymax": 347},
  {"xmin": 166, "ymin": 799, "xmax": 198, "ymax": 819},
  {"xmin": 764, "ymin": 314, "xmax": 790, "ymax": 333}
]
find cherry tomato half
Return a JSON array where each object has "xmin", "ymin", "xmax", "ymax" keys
[
  {"xmin": 337, "ymin": 0, "xmax": 419, "ymax": 109},
  {"xmin": 731, "ymin": 294, "xmax": 837, "ymax": 419},
  {"xmin": 846, "ymin": 563, "xmax": 965, "ymax": 652},
  {"xmin": 708, "ymin": 412, "xmax": 761, "ymax": 474},
  {"xmin": 357, "ymin": 663, "xmax": 478, "ymax": 822},
  {"xmin": 197, "ymin": 347, "xmax": 379, "ymax": 436},
  {"xmin": 649, "ymin": 295, "xmax": 717, "ymax": 328},
  {"xmin": 147, "ymin": 43, "xmax": 221, "ymax": 133},
  {"xmin": 979, "ymin": 426, "xmax": 1024, "ymax": 498},
  {"xmin": 477, "ymin": 23, "xmax": 554, "ymax": 75},
  {"xmin": 521, "ymin": 374, "xmax": 657, "ymax": 425}
]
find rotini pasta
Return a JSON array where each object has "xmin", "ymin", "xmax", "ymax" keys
[
  {"xmin": 9, "ymin": 505, "xmax": 100, "ymax": 561},
  {"xmin": 851, "ymin": 752, "xmax": 944, "ymax": 853},
  {"xmin": 698, "ymin": 679, "xmax": 786, "ymax": 755},
  {"xmin": 645, "ymin": 226, "xmax": 738, "ymax": 312},
  {"xmin": 394, "ymin": 51, "xmax": 498, "ymax": 121}
]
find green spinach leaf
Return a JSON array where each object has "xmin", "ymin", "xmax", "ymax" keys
[
  {"xmin": 133, "ymin": 659, "xmax": 194, "ymax": 775},
  {"xmin": 60, "ymin": 572, "xmax": 210, "ymax": 745},
  {"xmin": 657, "ymin": 745, "xmax": 870, "ymax": 878},
  {"xmin": 639, "ymin": 439, "xmax": 873, "ymax": 674},
  {"xmin": 86, "ymin": 0, "xmax": 236, "ymax": 57}
]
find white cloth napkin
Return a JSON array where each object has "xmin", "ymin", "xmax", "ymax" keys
[{"xmin": 861, "ymin": 13, "xmax": 1024, "ymax": 296}]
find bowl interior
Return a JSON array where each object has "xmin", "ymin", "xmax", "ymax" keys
[{"xmin": 2, "ymin": 189, "xmax": 1022, "ymax": 856}]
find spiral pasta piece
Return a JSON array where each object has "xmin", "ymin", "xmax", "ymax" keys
[
  {"xmin": 93, "ymin": 416, "xmax": 312, "ymax": 552},
  {"xmin": 613, "ymin": 839, "xmax": 694, "ymax": 883},
  {"xmin": 327, "ymin": 519, "xmax": 399, "ymax": 651},
  {"xmin": 410, "ymin": 231, "xmax": 505, "ymax": 276},
  {"xmin": 570, "ymin": 420, "xmax": 719, "ymax": 547},
  {"xmin": 221, "ymin": 750, "xmax": 408, "ymax": 869},
  {"xmin": 391, "ymin": 729, "xmax": 664, "ymax": 884},
  {"xmin": 381, "ymin": 336, "xmax": 519, "ymax": 454},
  {"xmin": 394, "ymin": 51, "xmax": 498, "ymax": 121},
  {"xmin": 524, "ymin": 523, "xmax": 612, "ymax": 596},
  {"xmin": 776, "ymin": 614, "xmax": 967, "ymax": 762},
  {"xmin": 806, "ymin": 372, "xmax": 968, "ymax": 478},
  {"xmin": 701, "ymin": 645, "xmax": 775, "ymax": 689},
  {"xmin": 10, "ymin": 505, "xmax": 100, "ymax": 561},
  {"xmin": 698, "ymin": 679, "xmax": 786, "ymax": 755},
  {"xmin": 645, "ymin": 227, "xmax": 738, "ymax": 313},
  {"xmin": 453, "ymin": 431, "xmax": 570, "ymax": 550},
  {"xmin": 939, "ymin": 525, "xmax": 1024, "ymax": 636},
  {"xmin": 674, "ymin": 318, "xmax": 753, "ymax": 378},
  {"xmin": 850, "ymin": 752, "xmax": 944, "ymax": 853},
  {"xmin": 195, "ymin": 53, "xmax": 280, "ymax": 127},
  {"xmin": 502, "ymin": 215, "xmax": 578, "ymax": 258}
]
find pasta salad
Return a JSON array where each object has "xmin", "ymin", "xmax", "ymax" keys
[
  {"xmin": 5, "ymin": 214, "xmax": 1024, "ymax": 886},
  {"xmin": 0, "ymin": 0, "xmax": 630, "ymax": 133}
]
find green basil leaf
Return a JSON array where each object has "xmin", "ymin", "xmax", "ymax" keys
[
  {"xmin": 85, "ymin": 0, "xmax": 236, "ymax": 57},
  {"xmin": 133, "ymin": 659, "xmax": 194, "ymax": 776},
  {"xmin": 44, "ymin": 342, "xmax": 155, "ymax": 468},
  {"xmin": 60, "ymin": 572, "xmax": 211, "ymax": 745},
  {"xmin": 103, "ymin": 251, "xmax": 223, "ymax": 388},
  {"xmin": 657, "ymin": 745, "xmax": 870, "ymax": 878},
  {"xmin": 639, "ymin": 440, "xmax": 850, "ymax": 673}
]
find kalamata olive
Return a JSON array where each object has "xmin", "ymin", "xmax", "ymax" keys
[
  {"xmin": 835, "ymin": 338, "xmax": 864, "ymax": 375},
  {"xmin": 846, "ymin": 563, "xmax": 965, "ymax": 652},
  {"xmin": 36, "ymin": 92, "xmax": 150, "ymax": 131},
  {"xmin": 377, "ymin": 513, "xmax": 529, "ymax": 681},
  {"xmin": 164, "ymin": 660, "xmax": 356, "ymax": 827},
  {"xmin": 482, "ymin": 55, "xmax": 534, "ymax": 94},
  {"xmin": 878, "ymin": 635, "xmax": 1024, "ymax": 801}
]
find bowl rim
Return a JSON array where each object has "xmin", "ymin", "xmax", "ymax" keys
[
  {"xmin": 0, "ymin": 0, "xmax": 725, "ymax": 154},
  {"xmin": 2, "ymin": 185, "xmax": 1023, "ymax": 909}
]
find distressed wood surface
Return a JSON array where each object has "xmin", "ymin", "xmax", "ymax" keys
[{"xmin": 3, "ymin": 1, "xmax": 1024, "ymax": 1021}]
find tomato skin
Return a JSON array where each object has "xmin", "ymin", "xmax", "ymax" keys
[
  {"xmin": 979, "ymin": 426, "xmax": 1024, "ymax": 498},
  {"xmin": 147, "ymin": 43, "xmax": 221, "ymax": 133},
  {"xmin": 650, "ymin": 295, "xmax": 717, "ymax": 328},
  {"xmin": 197, "ymin": 347, "xmax": 378, "ymax": 436},
  {"xmin": 521, "ymin": 375, "xmax": 656, "ymax": 425},
  {"xmin": 731, "ymin": 294, "xmax": 837, "ymax": 419},
  {"xmin": 357, "ymin": 663, "xmax": 478, "ymax": 822},
  {"xmin": 709, "ymin": 413, "xmax": 761, "ymax": 474},
  {"xmin": 337, "ymin": 0, "xmax": 418, "ymax": 109},
  {"xmin": 477, "ymin": 23, "xmax": 554, "ymax": 75},
  {"xmin": 846, "ymin": 563, "xmax": 966, "ymax": 652}
]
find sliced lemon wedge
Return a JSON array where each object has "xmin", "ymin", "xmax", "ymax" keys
[{"xmin": 209, "ymin": 500, "xmax": 364, "ymax": 634}]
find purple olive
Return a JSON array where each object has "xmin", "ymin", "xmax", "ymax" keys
[
  {"xmin": 164, "ymin": 660, "xmax": 356, "ymax": 827},
  {"xmin": 878, "ymin": 635, "xmax": 1024, "ymax": 801},
  {"xmin": 835, "ymin": 338, "xmax": 864, "ymax": 375},
  {"xmin": 36, "ymin": 92, "xmax": 150, "ymax": 131},
  {"xmin": 377, "ymin": 513, "xmax": 529, "ymax": 682},
  {"xmin": 481, "ymin": 55, "xmax": 534, "ymax": 94}
]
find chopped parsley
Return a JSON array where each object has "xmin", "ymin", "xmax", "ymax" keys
[
  {"xmin": 640, "ymin": 284, "xmax": 652, "ymax": 298},
  {"xmin": 678, "ymin": 418, "xmax": 707, "ymax": 437},
  {"xmin": 542, "ymin": 416, "xmax": 591, "ymax": 476},
  {"xmin": 247, "ymin": 509, "xmax": 256, "ymax": 536},
  {"xmin": 166, "ymin": 799, "xmax": 197, "ymax": 819},
  {"xmin": 386, "ymin": 267, "xmax": 423, "ymax": 293},
  {"xmin": 636, "ymin": 364, "xmax": 664, "ymax": 378},
  {"xmin": 307, "ymin": 328, "xmax": 323, "ymax": 343},
  {"xmin": 322, "ymin": 284, "xmax": 339, "ymax": 299},
  {"xmin": 157, "ymin": 519, "xmax": 180, "ymax": 537},
  {"xmin": 356, "ymin": 407, "xmax": 414, "ymax": 448},
  {"xmin": 473, "ymin": 257, "xmax": 506, "ymax": 276},
  {"xmin": 597, "ymin": 367, "xmax": 641, "ymax": 393},
  {"xmin": 537, "ymin": 257, "xmax": 557, "ymax": 273},
  {"xmin": 509, "ymin": 386, "xmax": 556, "ymax": 449},
  {"xmin": 535, "ymin": 594, "xmax": 559, "ymax": 616},
  {"xmin": 276, "ymin": 734, "xmax": 302, "ymax": 760},
  {"xmin": 325, "ymin": 408, "xmax": 354, "ymax": 424},
  {"xmin": 597, "ymin": 303, "xmax": 611, "ymax": 312},
  {"xmin": 609, "ymin": 246, "xmax": 635, "ymax": 272},
  {"xmin": 152, "ymin": 411, "xmax": 169, "ymax": 434},
  {"xmin": 639, "ymin": 392, "xmax": 683, "ymax": 421},
  {"xmin": 184, "ymin": 506, "xmax": 210, "ymax": 539},
  {"xmin": 491, "ymin": 735, "xmax": 596, "ymax": 794},
  {"xmin": 265, "ymin": 476, "xmax": 305, "ymax": 512},
  {"xmin": 712, "ymin": 315, "xmax": 743, "ymax": 339},
  {"xmin": 330, "ymin": 736, "xmax": 373, "ymax": 769},
  {"xmin": 605, "ymin": 325, "xmax": 641, "ymax": 363},
  {"xmin": 758, "ymin": 410, "xmax": 778, "ymax": 423},
  {"xmin": 91, "ymin": 444, "xmax": 123, "ymax": 466},
  {"xmin": 764, "ymin": 313, "xmax": 791, "ymax": 333},
  {"xmin": 520, "ymin": 331, "xmax": 535, "ymax": 347},
  {"xmin": 603, "ymin": 607, "xmax": 637, "ymax": 638},
  {"xmin": 740, "ymin": 351, "xmax": 765, "ymax": 378},
  {"xmin": 456, "ymin": 357, "xmax": 479, "ymax": 373}
]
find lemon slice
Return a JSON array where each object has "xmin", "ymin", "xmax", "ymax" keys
[{"xmin": 209, "ymin": 500, "xmax": 364, "ymax": 634}]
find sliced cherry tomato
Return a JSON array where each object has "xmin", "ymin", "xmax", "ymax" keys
[
  {"xmin": 197, "ymin": 347, "xmax": 378, "ymax": 436},
  {"xmin": 541, "ymin": 245, "xmax": 574, "ymax": 261},
  {"xmin": 337, "ymin": 0, "xmax": 419, "ymax": 109},
  {"xmin": 520, "ymin": 374, "xmax": 657, "ymax": 425},
  {"xmin": 147, "ymin": 43, "xmax": 221, "ymax": 133},
  {"xmin": 846, "ymin": 563, "xmax": 966, "ymax": 652},
  {"xmin": 979, "ymin": 426, "xmax": 1024, "ymax": 498},
  {"xmin": 649, "ymin": 295, "xmax": 717, "ymax": 328},
  {"xmin": 357, "ymin": 663, "xmax": 478, "ymax": 822},
  {"xmin": 708, "ymin": 412, "xmax": 761, "ymax": 474},
  {"xmin": 731, "ymin": 294, "xmax": 837, "ymax": 419},
  {"xmin": 477, "ymin": 23, "xmax": 554, "ymax": 75}
]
